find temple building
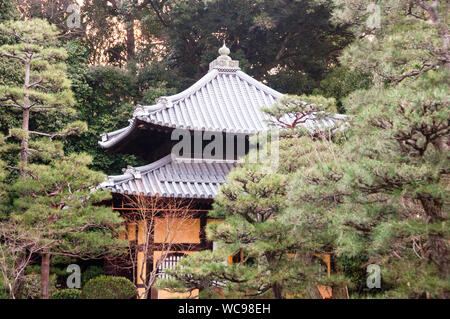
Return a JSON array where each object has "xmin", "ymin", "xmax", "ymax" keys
[{"xmin": 98, "ymin": 44, "xmax": 340, "ymax": 299}]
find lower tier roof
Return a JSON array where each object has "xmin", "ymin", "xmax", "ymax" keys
[{"xmin": 99, "ymin": 155, "xmax": 237, "ymax": 199}]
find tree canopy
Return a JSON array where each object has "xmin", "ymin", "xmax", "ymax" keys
[{"xmin": 157, "ymin": 0, "xmax": 449, "ymax": 299}]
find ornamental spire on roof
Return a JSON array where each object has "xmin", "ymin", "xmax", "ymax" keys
[{"xmin": 209, "ymin": 42, "xmax": 240, "ymax": 71}]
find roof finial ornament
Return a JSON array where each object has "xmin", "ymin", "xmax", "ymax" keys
[
  {"xmin": 209, "ymin": 41, "xmax": 240, "ymax": 71},
  {"xmin": 218, "ymin": 42, "xmax": 231, "ymax": 61}
]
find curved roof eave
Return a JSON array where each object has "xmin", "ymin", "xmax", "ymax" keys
[
  {"xmin": 98, "ymin": 70, "xmax": 232, "ymax": 150},
  {"xmin": 98, "ymin": 119, "xmax": 137, "ymax": 150}
]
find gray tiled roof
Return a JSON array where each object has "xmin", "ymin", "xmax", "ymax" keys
[
  {"xmin": 139, "ymin": 69, "xmax": 283, "ymax": 134},
  {"xmin": 99, "ymin": 68, "xmax": 284, "ymax": 149},
  {"xmin": 99, "ymin": 46, "xmax": 346, "ymax": 149},
  {"xmin": 99, "ymin": 155, "xmax": 237, "ymax": 199}
]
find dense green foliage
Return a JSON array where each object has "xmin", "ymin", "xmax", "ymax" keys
[
  {"xmin": 21, "ymin": 273, "xmax": 57, "ymax": 299},
  {"xmin": 0, "ymin": 0, "xmax": 17, "ymax": 22},
  {"xmin": 81, "ymin": 0, "xmax": 353, "ymax": 93},
  {"xmin": 158, "ymin": 98, "xmax": 344, "ymax": 299},
  {"xmin": 322, "ymin": 0, "xmax": 449, "ymax": 298},
  {"xmin": 158, "ymin": 0, "xmax": 449, "ymax": 299},
  {"xmin": 81, "ymin": 265, "xmax": 105, "ymax": 286},
  {"xmin": 0, "ymin": 18, "xmax": 126, "ymax": 299},
  {"xmin": 51, "ymin": 288, "xmax": 82, "ymax": 299},
  {"xmin": 81, "ymin": 276, "xmax": 136, "ymax": 299}
]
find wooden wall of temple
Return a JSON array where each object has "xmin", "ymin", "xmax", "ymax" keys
[
  {"xmin": 106, "ymin": 195, "xmax": 343, "ymax": 299},
  {"xmin": 108, "ymin": 194, "xmax": 215, "ymax": 299}
]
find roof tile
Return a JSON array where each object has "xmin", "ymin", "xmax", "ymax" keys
[{"xmin": 99, "ymin": 155, "xmax": 237, "ymax": 199}]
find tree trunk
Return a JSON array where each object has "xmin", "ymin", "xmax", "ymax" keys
[
  {"xmin": 41, "ymin": 251, "xmax": 51, "ymax": 299},
  {"xmin": 272, "ymin": 282, "xmax": 284, "ymax": 299},
  {"xmin": 20, "ymin": 108, "xmax": 30, "ymax": 170},
  {"xmin": 420, "ymin": 197, "xmax": 448, "ymax": 275},
  {"xmin": 8, "ymin": 283, "xmax": 15, "ymax": 299},
  {"xmin": 136, "ymin": 220, "xmax": 147, "ymax": 299},
  {"xmin": 126, "ymin": 17, "xmax": 135, "ymax": 63},
  {"xmin": 20, "ymin": 60, "xmax": 31, "ymax": 176},
  {"xmin": 420, "ymin": 197, "xmax": 444, "ymax": 222}
]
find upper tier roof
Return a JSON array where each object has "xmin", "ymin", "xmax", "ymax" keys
[
  {"xmin": 100, "ymin": 45, "xmax": 286, "ymax": 149},
  {"xmin": 141, "ymin": 69, "xmax": 282, "ymax": 133},
  {"xmin": 99, "ymin": 44, "xmax": 344, "ymax": 150}
]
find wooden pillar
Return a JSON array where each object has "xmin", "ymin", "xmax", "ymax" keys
[
  {"xmin": 41, "ymin": 251, "xmax": 51, "ymax": 299},
  {"xmin": 119, "ymin": 228, "xmax": 126, "ymax": 241},
  {"xmin": 128, "ymin": 222, "xmax": 136, "ymax": 241},
  {"xmin": 136, "ymin": 220, "xmax": 147, "ymax": 299},
  {"xmin": 314, "ymin": 253, "xmax": 331, "ymax": 277},
  {"xmin": 323, "ymin": 254, "xmax": 331, "ymax": 278}
]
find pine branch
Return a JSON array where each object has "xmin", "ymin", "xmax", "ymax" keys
[
  {"xmin": 0, "ymin": 103, "xmax": 23, "ymax": 109},
  {"xmin": 28, "ymin": 130, "xmax": 73, "ymax": 140},
  {"xmin": 394, "ymin": 63, "xmax": 437, "ymax": 84},
  {"xmin": 0, "ymin": 52, "xmax": 26, "ymax": 63},
  {"xmin": 26, "ymin": 78, "xmax": 43, "ymax": 89}
]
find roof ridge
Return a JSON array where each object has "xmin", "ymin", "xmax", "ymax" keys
[
  {"xmin": 105, "ymin": 154, "xmax": 173, "ymax": 184},
  {"xmin": 156, "ymin": 69, "xmax": 282, "ymax": 108},
  {"xmin": 236, "ymin": 71, "xmax": 283, "ymax": 99},
  {"xmin": 156, "ymin": 69, "xmax": 219, "ymax": 107},
  {"xmin": 105, "ymin": 155, "xmax": 240, "ymax": 184}
]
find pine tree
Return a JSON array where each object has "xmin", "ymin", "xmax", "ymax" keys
[
  {"xmin": 158, "ymin": 96, "xmax": 340, "ymax": 299},
  {"xmin": 337, "ymin": 0, "xmax": 448, "ymax": 298},
  {"xmin": 160, "ymin": 1, "xmax": 449, "ymax": 298},
  {"xmin": 288, "ymin": 0, "xmax": 449, "ymax": 298},
  {"xmin": 0, "ymin": 19, "xmax": 126, "ymax": 299},
  {"xmin": 9, "ymin": 149, "xmax": 126, "ymax": 299},
  {"xmin": 0, "ymin": 19, "xmax": 81, "ymax": 174}
]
